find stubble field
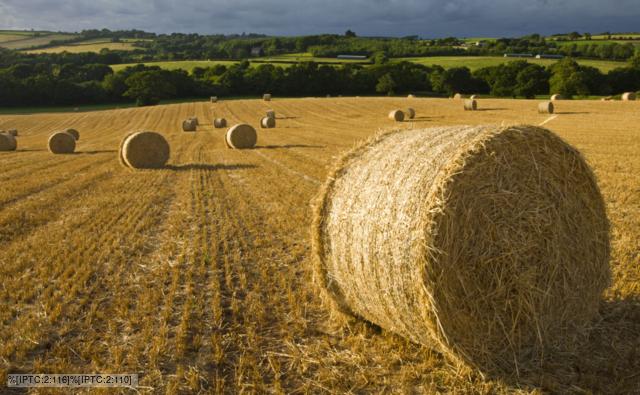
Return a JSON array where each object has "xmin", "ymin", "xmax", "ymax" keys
[{"xmin": 0, "ymin": 97, "xmax": 639, "ymax": 393}]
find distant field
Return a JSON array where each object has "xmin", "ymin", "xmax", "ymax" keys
[
  {"xmin": 0, "ymin": 33, "xmax": 79, "ymax": 50},
  {"xmin": 258, "ymin": 52, "xmax": 369, "ymax": 63},
  {"xmin": 395, "ymin": 56, "xmax": 627, "ymax": 73},
  {"xmin": 554, "ymin": 39, "xmax": 640, "ymax": 47},
  {"xmin": 110, "ymin": 60, "xmax": 239, "ymax": 72},
  {"xmin": 0, "ymin": 33, "xmax": 34, "ymax": 43},
  {"xmin": 110, "ymin": 55, "xmax": 627, "ymax": 74},
  {"xmin": 26, "ymin": 40, "xmax": 143, "ymax": 54}
]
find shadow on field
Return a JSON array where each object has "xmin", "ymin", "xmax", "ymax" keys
[
  {"xmin": 257, "ymin": 144, "xmax": 324, "ymax": 149},
  {"xmin": 555, "ymin": 111, "xmax": 590, "ymax": 115},
  {"xmin": 476, "ymin": 108, "xmax": 508, "ymax": 111},
  {"xmin": 277, "ymin": 116, "xmax": 298, "ymax": 120},
  {"xmin": 15, "ymin": 148, "xmax": 47, "ymax": 152},
  {"xmin": 167, "ymin": 163, "xmax": 257, "ymax": 171},
  {"xmin": 508, "ymin": 296, "xmax": 640, "ymax": 393},
  {"xmin": 79, "ymin": 150, "xmax": 118, "ymax": 154}
]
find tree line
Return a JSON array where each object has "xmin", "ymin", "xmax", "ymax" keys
[{"xmin": 1, "ymin": 56, "xmax": 639, "ymax": 107}]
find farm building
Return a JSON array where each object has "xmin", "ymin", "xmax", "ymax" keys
[
  {"xmin": 337, "ymin": 54, "xmax": 368, "ymax": 60},
  {"xmin": 251, "ymin": 47, "xmax": 264, "ymax": 56},
  {"xmin": 503, "ymin": 53, "xmax": 534, "ymax": 58},
  {"xmin": 536, "ymin": 54, "xmax": 564, "ymax": 59}
]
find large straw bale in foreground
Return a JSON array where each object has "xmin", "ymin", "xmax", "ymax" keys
[
  {"xmin": 312, "ymin": 125, "xmax": 610, "ymax": 374},
  {"xmin": 538, "ymin": 101, "xmax": 554, "ymax": 114},
  {"xmin": 226, "ymin": 124, "xmax": 257, "ymax": 149},
  {"xmin": 48, "ymin": 132, "xmax": 76, "ymax": 154},
  {"xmin": 120, "ymin": 131, "xmax": 170, "ymax": 169},
  {"xmin": 388, "ymin": 110, "xmax": 404, "ymax": 122},
  {"xmin": 0, "ymin": 133, "xmax": 17, "ymax": 151},
  {"xmin": 622, "ymin": 92, "xmax": 636, "ymax": 101}
]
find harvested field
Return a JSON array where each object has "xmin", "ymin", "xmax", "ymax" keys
[{"xmin": 0, "ymin": 97, "xmax": 639, "ymax": 393}]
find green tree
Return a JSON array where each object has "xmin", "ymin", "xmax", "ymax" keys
[
  {"xmin": 376, "ymin": 73, "xmax": 396, "ymax": 95},
  {"xmin": 124, "ymin": 71, "xmax": 176, "ymax": 106},
  {"xmin": 515, "ymin": 64, "xmax": 549, "ymax": 98}
]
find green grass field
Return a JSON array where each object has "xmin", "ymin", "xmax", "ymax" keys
[
  {"xmin": 394, "ymin": 56, "xmax": 627, "ymax": 73},
  {"xmin": 0, "ymin": 33, "xmax": 79, "ymax": 50}
]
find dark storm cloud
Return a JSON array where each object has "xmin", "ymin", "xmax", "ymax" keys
[{"xmin": 1, "ymin": 0, "xmax": 639, "ymax": 37}]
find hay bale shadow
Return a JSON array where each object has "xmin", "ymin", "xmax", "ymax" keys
[
  {"xmin": 476, "ymin": 108, "xmax": 508, "ymax": 111},
  {"xmin": 506, "ymin": 296, "xmax": 640, "ymax": 393},
  {"xmin": 167, "ymin": 163, "xmax": 257, "ymax": 171},
  {"xmin": 79, "ymin": 150, "xmax": 118, "ymax": 154},
  {"xmin": 257, "ymin": 144, "xmax": 324, "ymax": 149},
  {"xmin": 555, "ymin": 111, "xmax": 590, "ymax": 115}
]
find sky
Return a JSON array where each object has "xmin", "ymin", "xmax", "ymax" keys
[{"xmin": 1, "ymin": 0, "xmax": 640, "ymax": 38}]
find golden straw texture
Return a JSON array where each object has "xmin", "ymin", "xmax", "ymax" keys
[
  {"xmin": 312, "ymin": 125, "xmax": 610, "ymax": 375},
  {"xmin": 538, "ymin": 101, "xmax": 554, "ymax": 114},
  {"xmin": 0, "ymin": 133, "xmax": 17, "ymax": 151},
  {"xmin": 65, "ymin": 128, "xmax": 80, "ymax": 141},
  {"xmin": 388, "ymin": 110, "xmax": 405, "ymax": 122},
  {"xmin": 182, "ymin": 119, "xmax": 197, "ymax": 132},
  {"xmin": 261, "ymin": 116, "xmax": 276, "ymax": 128},
  {"xmin": 226, "ymin": 124, "xmax": 257, "ymax": 149},
  {"xmin": 48, "ymin": 132, "xmax": 75, "ymax": 154},
  {"xmin": 121, "ymin": 131, "xmax": 170, "ymax": 169},
  {"xmin": 464, "ymin": 99, "xmax": 477, "ymax": 111}
]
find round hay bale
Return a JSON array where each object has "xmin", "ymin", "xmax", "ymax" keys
[
  {"xmin": 261, "ymin": 116, "xmax": 276, "ymax": 129},
  {"xmin": 263, "ymin": 94, "xmax": 272, "ymax": 101},
  {"xmin": 266, "ymin": 110, "xmax": 276, "ymax": 119},
  {"xmin": 453, "ymin": 93, "xmax": 464, "ymax": 99},
  {"xmin": 0, "ymin": 133, "xmax": 17, "ymax": 151},
  {"xmin": 64, "ymin": 128, "xmax": 79, "ymax": 141},
  {"xmin": 469, "ymin": 94, "xmax": 478, "ymax": 100},
  {"xmin": 407, "ymin": 94, "xmax": 415, "ymax": 98},
  {"xmin": 210, "ymin": 96, "xmax": 218, "ymax": 103},
  {"xmin": 406, "ymin": 108, "xmax": 416, "ymax": 119},
  {"xmin": 118, "ymin": 132, "xmax": 137, "ymax": 168},
  {"xmin": 388, "ymin": 110, "xmax": 405, "ymax": 122},
  {"xmin": 622, "ymin": 92, "xmax": 636, "ymax": 101},
  {"xmin": 312, "ymin": 124, "xmax": 610, "ymax": 374},
  {"xmin": 214, "ymin": 118, "xmax": 227, "ymax": 128},
  {"xmin": 120, "ymin": 131, "xmax": 170, "ymax": 169},
  {"xmin": 226, "ymin": 124, "xmax": 257, "ymax": 149},
  {"xmin": 464, "ymin": 99, "xmax": 477, "ymax": 111},
  {"xmin": 538, "ymin": 101, "xmax": 554, "ymax": 114},
  {"xmin": 48, "ymin": 132, "xmax": 76, "ymax": 154},
  {"xmin": 190, "ymin": 117, "xmax": 200, "ymax": 126},
  {"xmin": 550, "ymin": 94, "xmax": 563, "ymax": 101},
  {"xmin": 601, "ymin": 96, "xmax": 613, "ymax": 101},
  {"xmin": 7, "ymin": 129, "xmax": 18, "ymax": 137},
  {"xmin": 182, "ymin": 119, "xmax": 197, "ymax": 132},
  {"xmin": 326, "ymin": 94, "xmax": 331, "ymax": 98}
]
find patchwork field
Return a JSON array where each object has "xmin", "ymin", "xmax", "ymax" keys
[
  {"xmin": 0, "ymin": 97, "xmax": 639, "ymax": 393},
  {"xmin": 24, "ymin": 39, "xmax": 143, "ymax": 54},
  {"xmin": 0, "ymin": 33, "xmax": 79, "ymax": 50}
]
